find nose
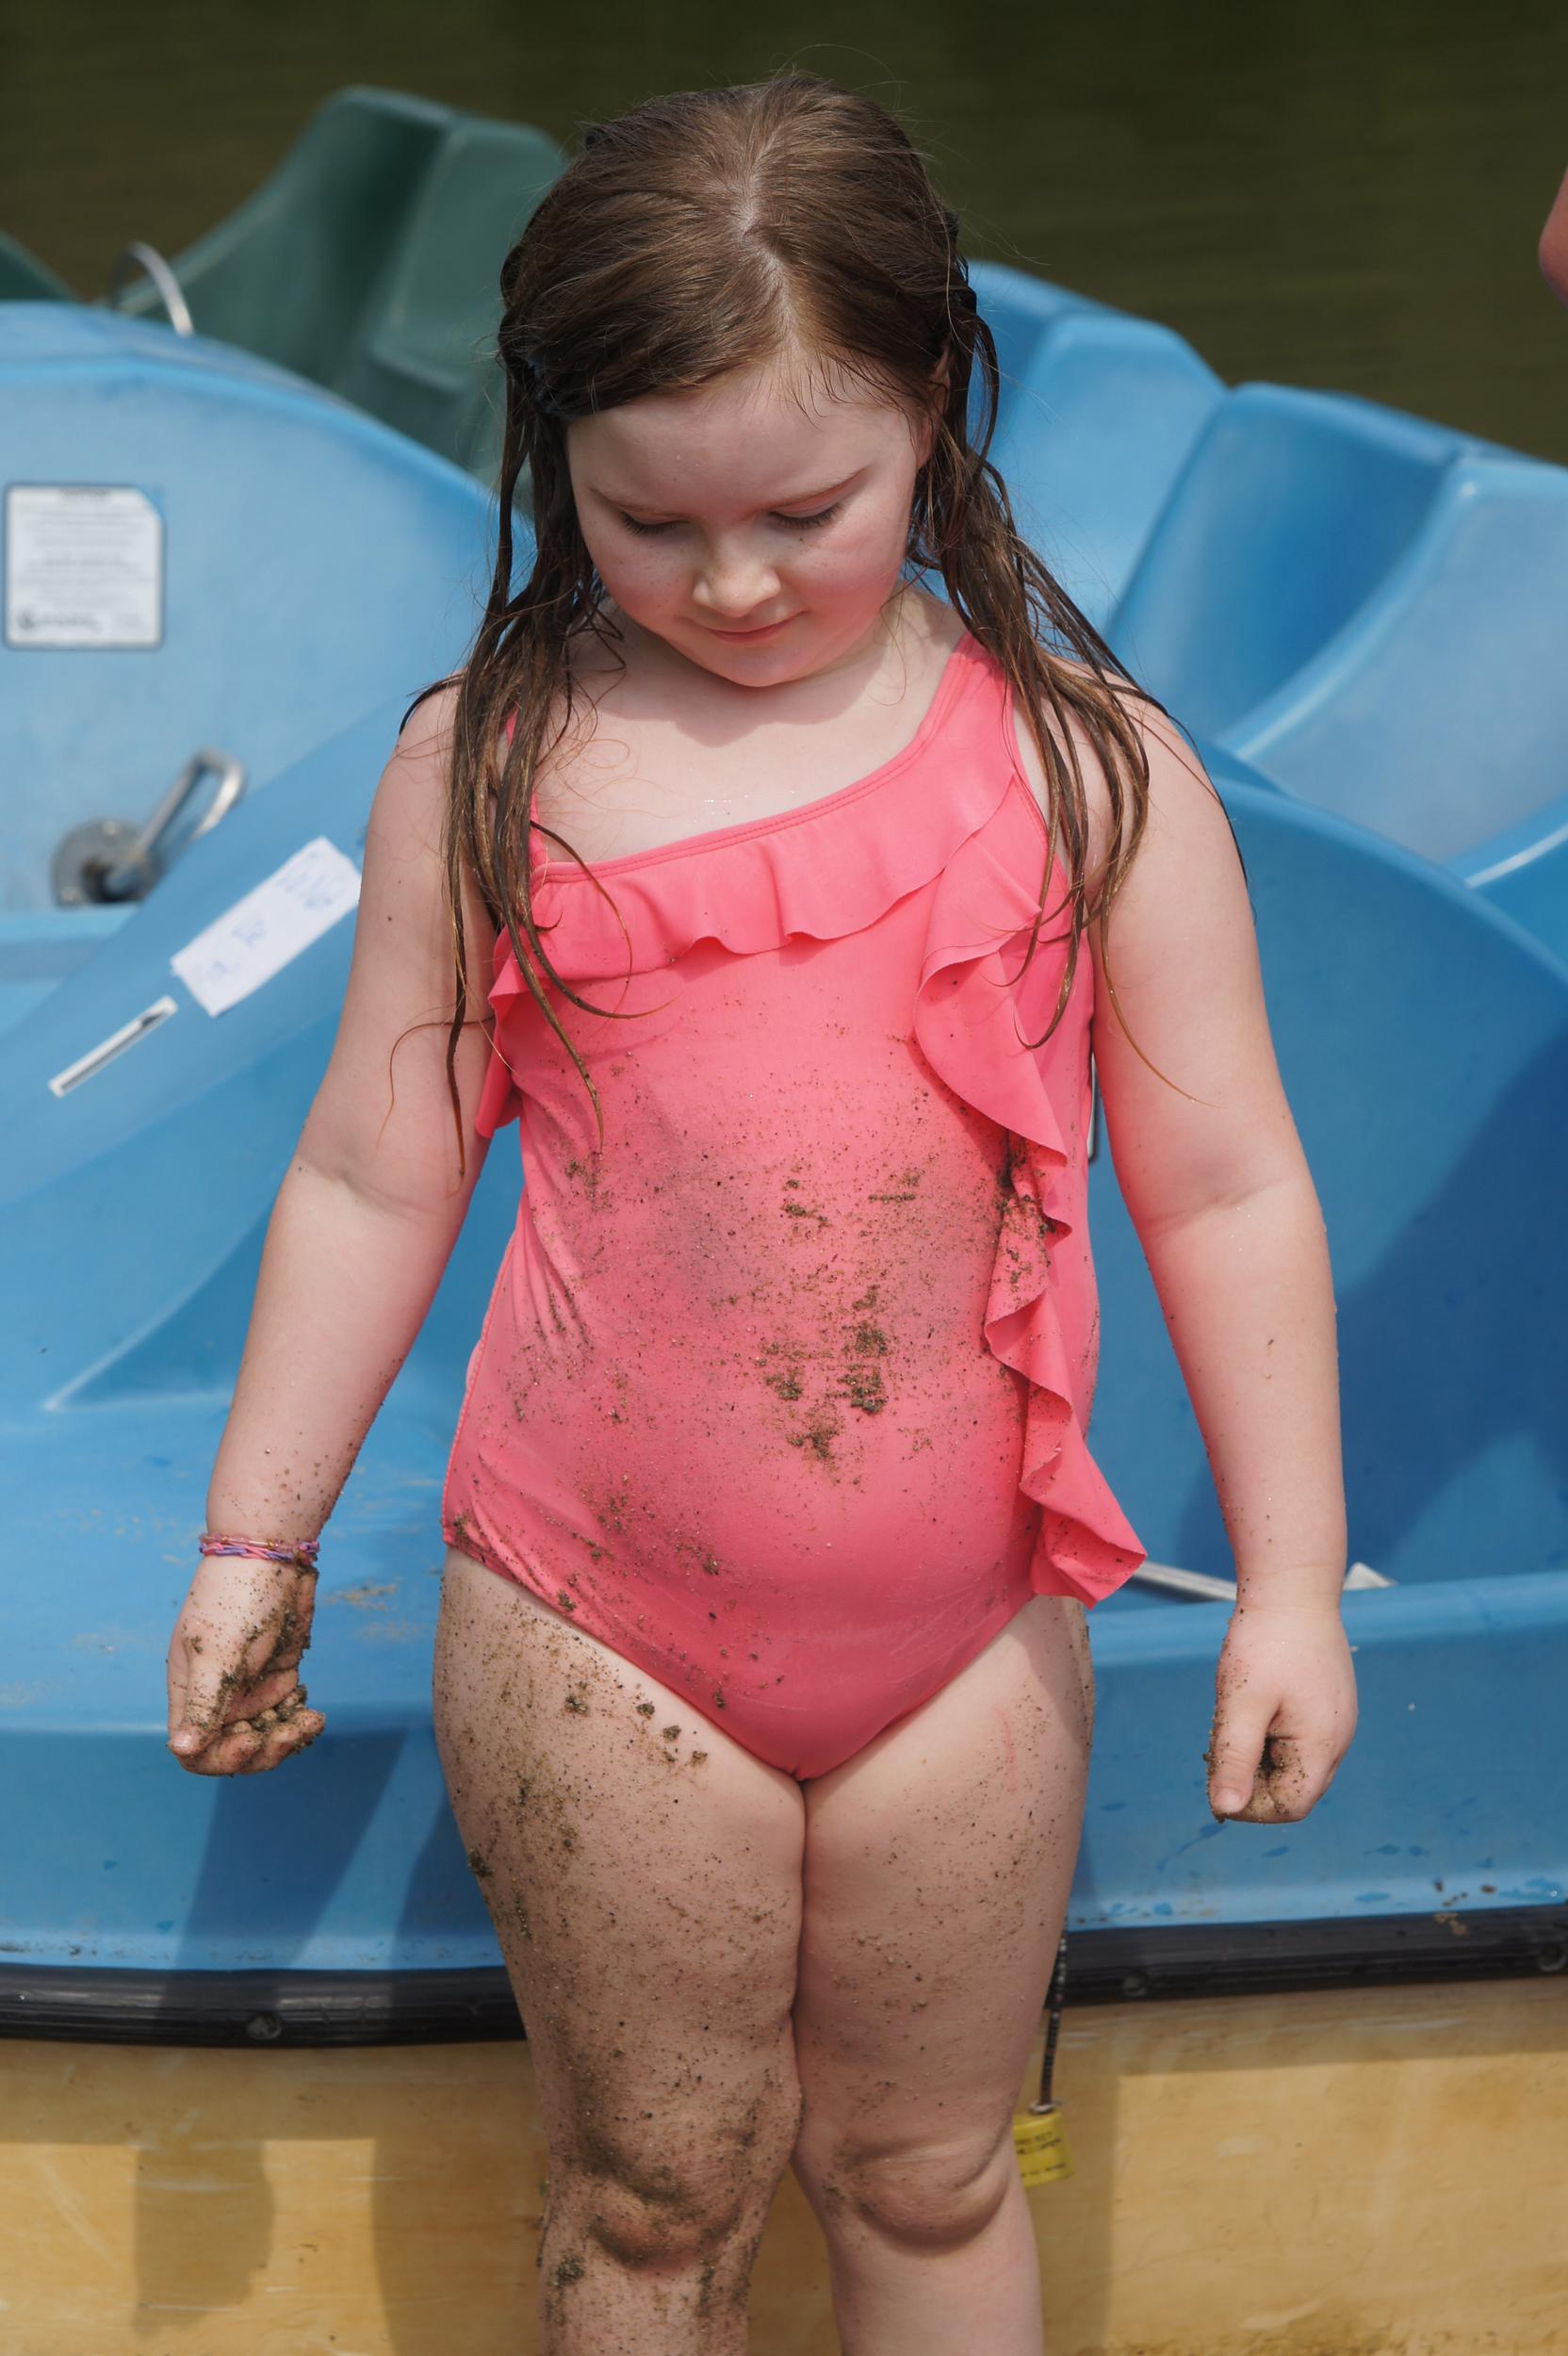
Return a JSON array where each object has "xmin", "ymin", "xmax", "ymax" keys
[{"xmin": 691, "ymin": 533, "xmax": 782, "ymax": 621}]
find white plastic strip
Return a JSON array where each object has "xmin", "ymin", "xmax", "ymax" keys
[
  {"xmin": 48, "ymin": 994, "xmax": 179, "ymax": 1098},
  {"xmin": 1132, "ymin": 1556, "xmax": 1394, "ymax": 1602}
]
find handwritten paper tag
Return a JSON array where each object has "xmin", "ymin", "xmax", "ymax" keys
[{"xmin": 171, "ymin": 837, "xmax": 361, "ymax": 1017}]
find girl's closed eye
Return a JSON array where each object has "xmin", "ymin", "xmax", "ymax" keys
[
  {"xmin": 776, "ymin": 502, "xmax": 842, "ymax": 532},
  {"xmin": 617, "ymin": 502, "xmax": 843, "ymax": 537}
]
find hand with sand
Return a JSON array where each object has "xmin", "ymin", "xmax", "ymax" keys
[{"xmin": 166, "ymin": 1554, "xmax": 327, "ymax": 1775}]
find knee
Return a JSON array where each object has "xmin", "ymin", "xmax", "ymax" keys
[
  {"xmin": 566, "ymin": 2087, "xmax": 801, "ymax": 2271},
  {"xmin": 580, "ymin": 2160, "xmax": 746, "ymax": 2271},
  {"xmin": 799, "ymin": 2126, "xmax": 1015, "ymax": 2253}
]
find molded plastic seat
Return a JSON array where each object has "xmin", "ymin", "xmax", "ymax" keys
[
  {"xmin": 1227, "ymin": 451, "xmax": 1568, "ymax": 866},
  {"xmin": 1108, "ymin": 385, "xmax": 1462, "ymax": 739},
  {"xmin": 972, "ymin": 261, "xmax": 1223, "ymax": 631},
  {"xmin": 1106, "ymin": 383, "xmax": 1568, "ymax": 933},
  {"xmin": 1080, "ymin": 758, "xmax": 1568, "ymax": 1930},
  {"xmin": 950, "ymin": 270, "xmax": 1568, "ymax": 942}
]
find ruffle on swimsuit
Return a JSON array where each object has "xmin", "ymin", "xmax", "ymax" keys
[{"xmin": 466, "ymin": 635, "xmax": 1144, "ymax": 1607}]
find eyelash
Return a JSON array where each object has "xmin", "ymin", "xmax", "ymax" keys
[{"xmin": 617, "ymin": 502, "xmax": 843, "ymax": 537}]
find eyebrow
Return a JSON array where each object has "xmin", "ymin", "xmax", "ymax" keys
[{"xmin": 591, "ymin": 466, "xmax": 864, "ymax": 519}]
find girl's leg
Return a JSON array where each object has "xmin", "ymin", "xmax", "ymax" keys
[
  {"xmin": 433, "ymin": 1546, "xmax": 808, "ymax": 2355},
  {"xmin": 790, "ymin": 1594, "xmax": 1095, "ymax": 2356}
]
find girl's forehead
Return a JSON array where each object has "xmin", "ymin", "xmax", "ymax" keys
[{"xmin": 570, "ymin": 362, "xmax": 907, "ymax": 499}]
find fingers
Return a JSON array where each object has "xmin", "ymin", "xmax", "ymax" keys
[
  {"xmin": 166, "ymin": 1631, "xmax": 207, "ymax": 1757},
  {"xmin": 229, "ymin": 1708, "xmax": 327, "ymax": 1775},
  {"xmin": 230, "ymin": 1684, "xmax": 327, "ymax": 1775},
  {"xmin": 1207, "ymin": 1726, "xmax": 1331, "ymax": 1823},
  {"xmin": 177, "ymin": 1713, "xmax": 324, "ymax": 1776},
  {"xmin": 1204, "ymin": 1711, "xmax": 1268, "ymax": 1819},
  {"xmin": 169, "ymin": 1618, "xmax": 250, "ymax": 1756},
  {"xmin": 168, "ymin": 1682, "xmax": 327, "ymax": 1777},
  {"xmin": 1215, "ymin": 1734, "xmax": 1309, "ymax": 1819}
]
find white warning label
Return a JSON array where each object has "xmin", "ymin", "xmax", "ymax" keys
[{"xmin": 5, "ymin": 483, "xmax": 163, "ymax": 648}]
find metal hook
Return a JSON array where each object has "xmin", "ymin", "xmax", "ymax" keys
[{"xmin": 105, "ymin": 241, "xmax": 195, "ymax": 337}]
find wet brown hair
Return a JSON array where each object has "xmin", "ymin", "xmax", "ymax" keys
[{"xmin": 404, "ymin": 70, "xmax": 1239, "ymax": 1175}]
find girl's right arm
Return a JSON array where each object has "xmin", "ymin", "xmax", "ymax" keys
[{"xmin": 166, "ymin": 685, "xmax": 501, "ymax": 1775}]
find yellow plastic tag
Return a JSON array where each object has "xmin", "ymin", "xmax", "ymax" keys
[{"xmin": 1012, "ymin": 2102, "xmax": 1071, "ymax": 2186}]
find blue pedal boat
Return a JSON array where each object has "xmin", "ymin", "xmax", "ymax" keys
[{"xmin": 2, "ymin": 277, "xmax": 1564, "ymax": 2046}]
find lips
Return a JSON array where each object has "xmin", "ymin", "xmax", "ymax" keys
[{"xmin": 707, "ymin": 615, "xmax": 794, "ymax": 639}]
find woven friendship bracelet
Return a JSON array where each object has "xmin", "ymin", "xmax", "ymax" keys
[{"xmin": 198, "ymin": 1533, "xmax": 320, "ymax": 1570}]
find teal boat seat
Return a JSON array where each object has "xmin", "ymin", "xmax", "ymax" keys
[
  {"xmin": 0, "ymin": 230, "xmax": 72, "ymax": 302},
  {"xmin": 335, "ymin": 108, "xmax": 561, "ymax": 478},
  {"xmin": 108, "ymin": 89, "xmax": 455, "ymax": 379},
  {"xmin": 101, "ymin": 88, "xmax": 562, "ymax": 480}
]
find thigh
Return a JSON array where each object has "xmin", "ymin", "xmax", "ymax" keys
[
  {"xmin": 792, "ymin": 1594, "xmax": 1094, "ymax": 2168},
  {"xmin": 433, "ymin": 1546, "xmax": 808, "ymax": 2182}
]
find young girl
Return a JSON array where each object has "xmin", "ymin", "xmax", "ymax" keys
[{"xmin": 167, "ymin": 72, "xmax": 1357, "ymax": 2354}]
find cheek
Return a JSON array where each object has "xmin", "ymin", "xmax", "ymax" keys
[
  {"xmin": 582, "ymin": 528, "xmax": 684, "ymax": 612},
  {"xmin": 798, "ymin": 505, "xmax": 912, "ymax": 600}
]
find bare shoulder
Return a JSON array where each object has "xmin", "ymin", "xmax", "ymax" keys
[
  {"xmin": 372, "ymin": 674, "xmax": 489, "ymax": 873},
  {"xmin": 359, "ymin": 671, "xmax": 493, "ymax": 997},
  {"xmin": 392, "ymin": 674, "xmax": 465, "ymax": 780}
]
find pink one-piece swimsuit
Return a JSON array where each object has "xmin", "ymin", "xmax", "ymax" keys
[{"xmin": 441, "ymin": 630, "xmax": 1145, "ymax": 1777}]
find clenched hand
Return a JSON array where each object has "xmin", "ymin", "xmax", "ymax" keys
[
  {"xmin": 1205, "ymin": 1598, "xmax": 1358, "ymax": 1823},
  {"xmin": 166, "ymin": 1555, "xmax": 327, "ymax": 1775}
]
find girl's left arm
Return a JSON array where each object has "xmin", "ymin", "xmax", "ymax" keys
[{"xmin": 1084, "ymin": 706, "xmax": 1358, "ymax": 1826}]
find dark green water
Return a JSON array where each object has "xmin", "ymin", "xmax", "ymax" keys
[{"xmin": 4, "ymin": 0, "xmax": 1566, "ymax": 461}]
